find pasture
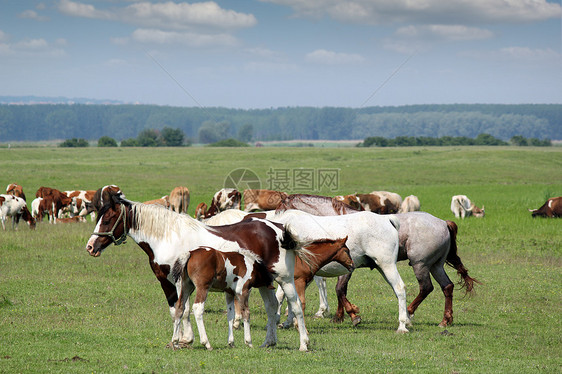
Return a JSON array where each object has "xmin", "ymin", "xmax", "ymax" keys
[{"xmin": 0, "ymin": 146, "xmax": 560, "ymax": 373}]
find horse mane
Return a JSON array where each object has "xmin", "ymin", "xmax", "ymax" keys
[{"xmin": 130, "ymin": 202, "xmax": 206, "ymax": 240}]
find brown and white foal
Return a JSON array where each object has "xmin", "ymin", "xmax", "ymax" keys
[{"xmin": 174, "ymin": 246, "xmax": 276, "ymax": 350}]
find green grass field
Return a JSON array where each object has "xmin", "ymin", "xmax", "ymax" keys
[{"xmin": 0, "ymin": 146, "xmax": 560, "ymax": 373}]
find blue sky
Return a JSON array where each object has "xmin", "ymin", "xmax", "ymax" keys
[{"xmin": 1, "ymin": 0, "xmax": 560, "ymax": 108}]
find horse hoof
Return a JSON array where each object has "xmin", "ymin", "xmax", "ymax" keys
[
  {"xmin": 260, "ymin": 342, "xmax": 276, "ymax": 348},
  {"xmin": 396, "ymin": 327, "xmax": 409, "ymax": 334},
  {"xmin": 178, "ymin": 340, "xmax": 193, "ymax": 349},
  {"xmin": 331, "ymin": 316, "xmax": 344, "ymax": 324},
  {"xmin": 299, "ymin": 345, "xmax": 309, "ymax": 352},
  {"xmin": 352, "ymin": 316, "xmax": 362, "ymax": 327},
  {"xmin": 206, "ymin": 345, "xmax": 213, "ymax": 351}
]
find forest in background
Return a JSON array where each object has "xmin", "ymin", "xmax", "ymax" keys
[{"xmin": 0, "ymin": 103, "xmax": 559, "ymax": 143}]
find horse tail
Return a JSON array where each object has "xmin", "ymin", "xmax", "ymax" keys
[
  {"xmin": 387, "ymin": 214, "xmax": 400, "ymax": 232},
  {"xmin": 445, "ymin": 220, "xmax": 481, "ymax": 295},
  {"xmin": 282, "ymin": 223, "xmax": 317, "ymax": 270}
]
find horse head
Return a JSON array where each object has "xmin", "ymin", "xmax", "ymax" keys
[{"xmin": 86, "ymin": 193, "xmax": 130, "ymax": 257}]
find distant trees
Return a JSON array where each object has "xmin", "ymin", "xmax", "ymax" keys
[
  {"xmin": 97, "ymin": 136, "xmax": 118, "ymax": 147},
  {"xmin": 358, "ymin": 133, "xmax": 550, "ymax": 147},
  {"xmin": 119, "ymin": 127, "xmax": 189, "ymax": 147},
  {"xmin": 0, "ymin": 103, "xmax": 560, "ymax": 143},
  {"xmin": 207, "ymin": 138, "xmax": 249, "ymax": 147},
  {"xmin": 59, "ymin": 138, "xmax": 89, "ymax": 147}
]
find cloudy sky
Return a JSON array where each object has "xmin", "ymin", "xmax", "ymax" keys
[{"xmin": 1, "ymin": 0, "xmax": 560, "ymax": 108}]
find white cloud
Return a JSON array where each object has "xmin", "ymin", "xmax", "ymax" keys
[
  {"xmin": 305, "ymin": 49, "xmax": 365, "ymax": 65},
  {"xmin": 260, "ymin": 0, "xmax": 561, "ymax": 25},
  {"xmin": 58, "ymin": 0, "xmax": 256, "ymax": 30},
  {"xmin": 461, "ymin": 47, "xmax": 561, "ymax": 63},
  {"xmin": 0, "ymin": 33, "xmax": 66, "ymax": 57},
  {"xmin": 131, "ymin": 28, "xmax": 238, "ymax": 47},
  {"xmin": 395, "ymin": 24, "xmax": 493, "ymax": 42},
  {"xmin": 18, "ymin": 10, "xmax": 49, "ymax": 21}
]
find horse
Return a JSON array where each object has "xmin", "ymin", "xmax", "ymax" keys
[
  {"xmin": 0, "ymin": 194, "xmax": 36, "ymax": 230},
  {"xmin": 274, "ymin": 236, "xmax": 354, "ymax": 328},
  {"xmin": 177, "ymin": 245, "xmax": 277, "ymax": 350},
  {"xmin": 264, "ymin": 209, "xmax": 411, "ymax": 333},
  {"xmin": 85, "ymin": 192, "xmax": 312, "ymax": 351},
  {"xmin": 169, "ymin": 186, "xmax": 190, "ymax": 214},
  {"xmin": 277, "ymin": 193, "xmax": 359, "ymax": 215},
  {"xmin": 203, "ymin": 209, "xmax": 410, "ymax": 332},
  {"xmin": 277, "ymin": 193, "xmax": 479, "ymax": 327}
]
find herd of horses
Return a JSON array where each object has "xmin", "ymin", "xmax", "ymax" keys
[{"xmin": 4, "ymin": 182, "xmax": 559, "ymax": 351}]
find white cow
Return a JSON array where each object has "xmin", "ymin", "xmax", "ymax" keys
[
  {"xmin": 400, "ymin": 195, "xmax": 421, "ymax": 213},
  {"xmin": 0, "ymin": 194, "xmax": 36, "ymax": 230},
  {"xmin": 451, "ymin": 195, "xmax": 485, "ymax": 218}
]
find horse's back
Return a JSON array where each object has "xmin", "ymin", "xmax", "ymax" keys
[{"xmin": 395, "ymin": 212, "xmax": 450, "ymax": 264}]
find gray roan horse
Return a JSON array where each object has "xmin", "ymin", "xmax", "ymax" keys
[{"xmin": 277, "ymin": 194, "xmax": 479, "ymax": 327}]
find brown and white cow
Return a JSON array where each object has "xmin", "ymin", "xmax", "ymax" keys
[
  {"xmin": 333, "ymin": 194, "xmax": 364, "ymax": 211},
  {"xmin": 144, "ymin": 195, "xmax": 170, "ymax": 208},
  {"xmin": 196, "ymin": 189, "xmax": 241, "ymax": 220},
  {"xmin": 6, "ymin": 183, "xmax": 26, "ymax": 201},
  {"xmin": 451, "ymin": 195, "xmax": 485, "ymax": 219},
  {"xmin": 35, "ymin": 187, "xmax": 73, "ymax": 223},
  {"xmin": 243, "ymin": 189, "xmax": 287, "ymax": 212},
  {"xmin": 529, "ymin": 197, "xmax": 562, "ymax": 218},
  {"xmin": 341, "ymin": 191, "xmax": 401, "ymax": 214},
  {"xmin": 400, "ymin": 195, "xmax": 421, "ymax": 213},
  {"xmin": 0, "ymin": 194, "xmax": 36, "ymax": 230},
  {"xmin": 65, "ymin": 190, "xmax": 97, "ymax": 219}
]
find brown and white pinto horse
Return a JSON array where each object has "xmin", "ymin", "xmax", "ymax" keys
[
  {"xmin": 176, "ymin": 246, "xmax": 278, "ymax": 350},
  {"xmin": 0, "ymin": 194, "xmax": 36, "ymax": 230},
  {"xmin": 86, "ymin": 192, "xmax": 312, "ymax": 351}
]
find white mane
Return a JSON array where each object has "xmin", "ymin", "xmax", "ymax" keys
[{"xmin": 130, "ymin": 202, "xmax": 207, "ymax": 240}]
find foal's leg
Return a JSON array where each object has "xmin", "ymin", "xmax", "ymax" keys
[
  {"xmin": 429, "ymin": 263, "xmax": 455, "ymax": 327},
  {"xmin": 407, "ymin": 263, "xmax": 434, "ymax": 320},
  {"xmin": 169, "ymin": 280, "xmax": 194, "ymax": 349},
  {"xmin": 313, "ymin": 276, "xmax": 330, "ymax": 318},
  {"xmin": 334, "ymin": 272, "xmax": 361, "ymax": 326},
  {"xmin": 258, "ymin": 286, "xmax": 278, "ymax": 348},
  {"xmin": 226, "ymin": 293, "xmax": 236, "ymax": 347},
  {"xmin": 192, "ymin": 287, "xmax": 212, "ymax": 350},
  {"xmin": 376, "ymin": 263, "xmax": 411, "ymax": 333},
  {"xmin": 239, "ymin": 289, "xmax": 253, "ymax": 348}
]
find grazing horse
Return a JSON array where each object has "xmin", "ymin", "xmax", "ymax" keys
[
  {"xmin": 277, "ymin": 194, "xmax": 478, "ymax": 327},
  {"xmin": 177, "ymin": 246, "xmax": 278, "ymax": 350},
  {"xmin": 169, "ymin": 186, "xmax": 190, "ymax": 214},
  {"xmin": 85, "ymin": 193, "xmax": 312, "ymax": 351},
  {"xmin": 0, "ymin": 194, "xmax": 36, "ymax": 230},
  {"xmin": 275, "ymin": 237, "xmax": 354, "ymax": 328}
]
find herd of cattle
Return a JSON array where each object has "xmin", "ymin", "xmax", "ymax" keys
[{"xmin": 0, "ymin": 182, "xmax": 560, "ymax": 230}]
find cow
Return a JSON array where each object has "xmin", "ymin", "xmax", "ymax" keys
[
  {"xmin": 144, "ymin": 195, "xmax": 170, "ymax": 208},
  {"xmin": 55, "ymin": 216, "xmax": 86, "ymax": 223},
  {"xmin": 0, "ymin": 194, "xmax": 36, "ymax": 230},
  {"xmin": 6, "ymin": 183, "xmax": 26, "ymax": 201},
  {"xmin": 529, "ymin": 197, "xmax": 562, "ymax": 218},
  {"xmin": 368, "ymin": 191, "xmax": 402, "ymax": 213},
  {"xmin": 451, "ymin": 195, "xmax": 485, "ymax": 219},
  {"xmin": 35, "ymin": 187, "xmax": 73, "ymax": 223},
  {"xmin": 65, "ymin": 190, "xmax": 97, "ymax": 220},
  {"xmin": 169, "ymin": 186, "xmax": 190, "ymax": 214},
  {"xmin": 243, "ymin": 189, "xmax": 287, "ymax": 212},
  {"xmin": 196, "ymin": 189, "xmax": 241, "ymax": 220},
  {"xmin": 333, "ymin": 194, "xmax": 364, "ymax": 211},
  {"xmin": 31, "ymin": 197, "xmax": 50, "ymax": 222},
  {"xmin": 400, "ymin": 195, "xmax": 421, "ymax": 213}
]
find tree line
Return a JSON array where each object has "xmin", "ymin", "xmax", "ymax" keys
[
  {"xmin": 0, "ymin": 103, "xmax": 560, "ymax": 143},
  {"xmin": 358, "ymin": 133, "xmax": 552, "ymax": 147}
]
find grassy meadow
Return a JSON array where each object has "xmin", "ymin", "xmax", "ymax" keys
[{"xmin": 0, "ymin": 146, "xmax": 560, "ymax": 373}]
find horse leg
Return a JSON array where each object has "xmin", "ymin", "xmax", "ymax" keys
[
  {"xmin": 192, "ymin": 287, "xmax": 212, "ymax": 350},
  {"xmin": 275, "ymin": 284, "xmax": 286, "ymax": 326},
  {"xmin": 277, "ymin": 278, "xmax": 309, "ymax": 351},
  {"xmin": 280, "ymin": 278, "xmax": 307, "ymax": 329},
  {"xmin": 430, "ymin": 264, "xmax": 455, "ymax": 327},
  {"xmin": 376, "ymin": 263, "xmax": 411, "ymax": 333},
  {"xmin": 169, "ymin": 280, "xmax": 194, "ymax": 349},
  {"xmin": 334, "ymin": 272, "xmax": 361, "ymax": 326},
  {"xmin": 226, "ymin": 293, "xmax": 236, "ymax": 347},
  {"xmin": 258, "ymin": 286, "xmax": 278, "ymax": 348},
  {"xmin": 407, "ymin": 263, "xmax": 434, "ymax": 320},
  {"xmin": 232, "ymin": 298, "xmax": 242, "ymax": 330},
  {"xmin": 313, "ymin": 276, "xmax": 330, "ymax": 318},
  {"xmin": 240, "ymin": 289, "xmax": 253, "ymax": 348}
]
